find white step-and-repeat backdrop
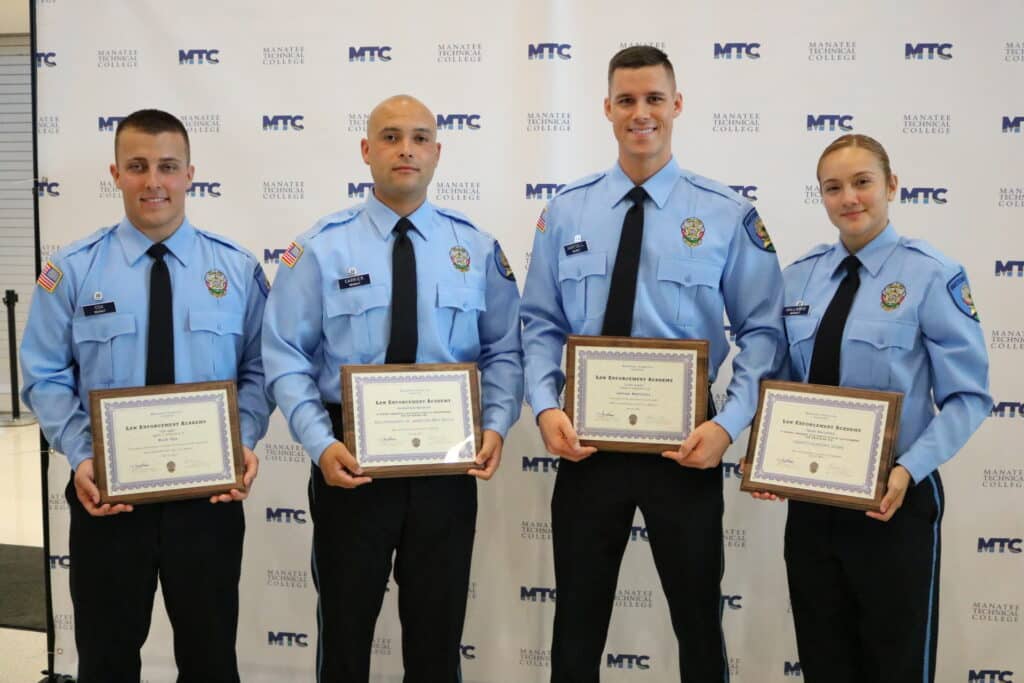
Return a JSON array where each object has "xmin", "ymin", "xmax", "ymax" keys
[{"xmin": 32, "ymin": 1, "xmax": 1023, "ymax": 681}]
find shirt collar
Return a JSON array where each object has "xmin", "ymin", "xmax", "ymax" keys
[
  {"xmin": 826, "ymin": 223, "xmax": 899, "ymax": 278},
  {"xmin": 365, "ymin": 190, "xmax": 434, "ymax": 241},
  {"xmin": 608, "ymin": 156, "xmax": 681, "ymax": 210},
  {"xmin": 116, "ymin": 216, "xmax": 196, "ymax": 267}
]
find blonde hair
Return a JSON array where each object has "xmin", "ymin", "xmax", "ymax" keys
[{"xmin": 816, "ymin": 134, "xmax": 893, "ymax": 184}]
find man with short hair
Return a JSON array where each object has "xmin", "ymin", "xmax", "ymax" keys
[
  {"xmin": 20, "ymin": 108, "xmax": 271, "ymax": 682},
  {"xmin": 521, "ymin": 46, "xmax": 786, "ymax": 681},
  {"xmin": 262, "ymin": 94, "xmax": 523, "ymax": 681}
]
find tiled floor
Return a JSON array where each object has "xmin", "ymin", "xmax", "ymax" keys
[{"xmin": 0, "ymin": 421, "xmax": 49, "ymax": 683}]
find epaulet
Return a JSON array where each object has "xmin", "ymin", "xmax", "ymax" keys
[
  {"xmin": 57, "ymin": 224, "xmax": 116, "ymax": 260},
  {"xmin": 684, "ymin": 173, "xmax": 744, "ymax": 206},
  {"xmin": 436, "ymin": 207, "xmax": 479, "ymax": 232},
  {"xmin": 302, "ymin": 207, "xmax": 363, "ymax": 241},
  {"xmin": 197, "ymin": 228, "xmax": 255, "ymax": 260},
  {"xmin": 789, "ymin": 243, "xmax": 833, "ymax": 266},
  {"xmin": 556, "ymin": 171, "xmax": 605, "ymax": 197},
  {"xmin": 902, "ymin": 237, "xmax": 952, "ymax": 269}
]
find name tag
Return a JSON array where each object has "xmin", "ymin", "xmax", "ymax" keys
[
  {"xmin": 83, "ymin": 302, "xmax": 117, "ymax": 316},
  {"xmin": 783, "ymin": 304, "xmax": 810, "ymax": 316},
  {"xmin": 339, "ymin": 274, "xmax": 371, "ymax": 289},
  {"xmin": 564, "ymin": 240, "xmax": 589, "ymax": 256}
]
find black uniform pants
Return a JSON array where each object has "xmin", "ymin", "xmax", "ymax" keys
[
  {"xmin": 549, "ymin": 453, "xmax": 728, "ymax": 682},
  {"xmin": 66, "ymin": 478, "xmax": 244, "ymax": 683},
  {"xmin": 310, "ymin": 404, "xmax": 477, "ymax": 682},
  {"xmin": 785, "ymin": 472, "xmax": 944, "ymax": 683}
]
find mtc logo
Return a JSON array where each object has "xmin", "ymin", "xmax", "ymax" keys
[
  {"xmin": 722, "ymin": 461, "xmax": 741, "ymax": 479},
  {"xmin": 436, "ymin": 114, "xmax": 481, "ymax": 130},
  {"xmin": 722, "ymin": 594, "xmax": 743, "ymax": 610},
  {"xmin": 48, "ymin": 555, "xmax": 71, "ymax": 570},
  {"xmin": 267, "ymin": 632, "xmax": 308, "ymax": 647},
  {"xmin": 35, "ymin": 51, "xmax": 57, "ymax": 67},
  {"xmin": 266, "ymin": 507, "xmax": 307, "ymax": 524},
  {"xmin": 905, "ymin": 43, "xmax": 953, "ymax": 60},
  {"xmin": 630, "ymin": 525, "xmax": 649, "ymax": 542},
  {"xmin": 995, "ymin": 262, "xmax": 1024, "ymax": 278},
  {"xmin": 525, "ymin": 183, "xmax": 565, "ymax": 200},
  {"xmin": 969, "ymin": 671, "xmax": 1015, "ymax": 683},
  {"xmin": 178, "ymin": 49, "xmax": 220, "ymax": 65},
  {"xmin": 528, "ymin": 43, "xmax": 572, "ymax": 60},
  {"xmin": 98, "ymin": 115, "xmax": 127, "ymax": 132},
  {"xmin": 1003, "ymin": 116, "xmax": 1024, "ymax": 133},
  {"xmin": 460, "ymin": 644, "xmax": 476, "ymax": 660},
  {"xmin": 522, "ymin": 456, "xmax": 559, "ymax": 473},
  {"xmin": 262, "ymin": 115, "xmax": 304, "ymax": 131},
  {"xmin": 900, "ymin": 187, "xmax": 947, "ymax": 205},
  {"xmin": 187, "ymin": 181, "xmax": 221, "ymax": 198},
  {"xmin": 784, "ymin": 661, "xmax": 803, "ymax": 676},
  {"xmin": 36, "ymin": 181, "xmax": 60, "ymax": 197},
  {"xmin": 714, "ymin": 43, "xmax": 761, "ymax": 59},
  {"xmin": 349, "ymin": 46, "xmax": 392, "ymax": 62},
  {"xmin": 264, "ymin": 248, "xmax": 288, "ymax": 264},
  {"xmin": 729, "ymin": 184, "xmax": 758, "ymax": 201},
  {"xmin": 991, "ymin": 401, "xmax": 1024, "ymax": 417},
  {"xmin": 977, "ymin": 538, "xmax": 1022, "ymax": 554},
  {"xmin": 807, "ymin": 114, "xmax": 854, "ymax": 132},
  {"xmin": 606, "ymin": 654, "xmax": 651, "ymax": 670},
  {"xmin": 348, "ymin": 182, "xmax": 375, "ymax": 198},
  {"xmin": 520, "ymin": 586, "xmax": 557, "ymax": 603}
]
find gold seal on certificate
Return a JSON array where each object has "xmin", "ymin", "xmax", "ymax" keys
[
  {"xmin": 340, "ymin": 362, "xmax": 482, "ymax": 478},
  {"xmin": 89, "ymin": 381, "xmax": 245, "ymax": 505},
  {"xmin": 564, "ymin": 335, "xmax": 710, "ymax": 453},
  {"xmin": 740, "ymin": 380, "xmax": 903, "ymax": 511}
]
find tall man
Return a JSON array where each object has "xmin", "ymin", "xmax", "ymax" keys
[
  {"xmin": 521, "ymin": 47, "xmax": 785, "ymax": 681},
  {"xmin": 262, "ymin": 94, "xmax": 523, "ymax": 681},
  {"xmin": 20, "ymin": 109, "xmax": 271, "ymax": 682}
]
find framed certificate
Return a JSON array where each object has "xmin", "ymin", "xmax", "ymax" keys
[
  {"xmin": 340, "ymin": 363, "xmax": 482, "ymax": 478},
  {"xmin": 740, "ymin": 380, "xmax": 903, "ymax": 511},
  {"xmin": 564, "ymin": 335, "xmax": 709, "ymax": 453},
  {"xmin": 89, "ymin": 381, "xmax": 245, "ymax": 505}
]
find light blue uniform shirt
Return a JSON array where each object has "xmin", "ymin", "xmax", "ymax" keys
[
  {"xmin": 20, "ymin": 217, "xmax": 273, "ymax": 471},
  {"xmin": 782, "ymin": 223, "xmax": 991, "ymax": 483},
  {"xmin": 521, "ymin": 157, "xmax": 785, "ymax": 441},
  {"xmin": 261, "ymin": 192, "xmax": 524, "ymax": 465}
]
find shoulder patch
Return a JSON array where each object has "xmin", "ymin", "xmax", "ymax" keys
[
  {"xmin": 437, "ymin": 207, "xmax": 480, "ymax": 231},
  {"xmin": 536, "ymin": 206, "xmax": 548, "ymax": 233},
  {"xmin": 557, "ymin": 171, "xmax": 605, "ymax": 196},
  {"xmin": 254, "ymin": 264, "xmax": 270, "ymax": 297},
  {"xmin": 947, "ymin": 269, "xmax": 980, "ymax": 322},
  {"xmin": 36, "ymin": 261, "xmax": 63, "ymax": 292},
  {"xmin": 743, "ymin": 208, "xmax": 775, "ymax": 253},
  {"xmin": 790, "ymin": 242, "xmax": 833, "ymax": 265},
  {"xmin": 493, "ymin": 242, "xmax": 515, "ymax": 281},
  {"xmin": 280, "ymin": 242, "xmax": 303, "ymax": 268}
]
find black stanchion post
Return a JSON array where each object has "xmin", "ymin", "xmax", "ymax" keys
[{"xmin": 4, "ymin": 289, "xmax": 20, "ymax": 420}]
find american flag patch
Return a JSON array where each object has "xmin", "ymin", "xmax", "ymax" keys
[
  {"xmin": 37, "ymin": 261, "xmax": 63, "ymax": 292},
  {"xmin": 280, "ymin": 242, "xmax": 303, "ymax": 268},
  {"xmin": 536, "ymin": 207, "xmax": 547, "ymax": 233}
]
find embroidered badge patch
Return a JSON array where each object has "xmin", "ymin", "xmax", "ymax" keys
[
  {"xmin": 681, "ymin": 217, "xmax": 705, "ymax": 247},
  {"xmin": 536, "ymin": 207, "xmax": 547, "ymax": 233},
  {"xmin": 947, "ymin": 270, "xmax": 980, "ymax": 321},
  {"xmin": 254, "ymin": 265, "xmax": 270, "ymax": 297},
  {"xmin": 450, "ymin": 246, "xmax": 471, "ymax": 272},
  {"xmin": 743, "ymin": 208, "xmax": 775, "ymax": 253},
  {"xmin": 280, "ymin": 242, "xmax": 303, "ymax": 268},
  {"xmin": 494, "ymin": 242, "xmax": 515, "ymax": 281},
  {"xmin": 880, "ymin": 282, "xmax": 907, "ymax": 311},
  {"xmin": 205, "ymin": 270, "xmax": 228, "ymax": 298},
  {"xmin": 37, "ymin": 261, "xmax": 63, "ymax": 293}
]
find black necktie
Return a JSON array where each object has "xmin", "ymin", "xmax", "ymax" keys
[
  {"xmin": 145, "ymin": 242, "xmax": 175, "ymax": 386},
  {"xmin": 807, "ymin": 255, "xmax": 862, "ymax": 386},
  {"xmin": 385, "ymin": 217, "xmax": 418, "ymax": 364},
  {"xmin": 602, "ymin": 186, "xmax": 648, "ymax": 337}
]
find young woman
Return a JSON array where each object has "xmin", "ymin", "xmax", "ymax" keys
[{"xmin": 761, "ymin": 134, "xmax": 991, "ymax": 683}]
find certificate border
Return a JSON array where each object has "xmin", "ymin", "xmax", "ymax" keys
[
  {"xmin": 341, "ymin": 362, "xmax": 483, "ymax": 478},
  {"xmin": 565, "ymin": 335, "xmax": 709, "ymax": 454},
  {"xmin": 740, "ymin": 380, "xmax": 903, "ymax": 511},
  {"xmin": 89, "ymin": 381, "xmax": 245, "ymax": 505}
]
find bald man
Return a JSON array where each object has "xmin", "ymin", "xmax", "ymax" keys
[{"xmin": 262, "ymin": 95, "xmax": 523, "ymax": 681}]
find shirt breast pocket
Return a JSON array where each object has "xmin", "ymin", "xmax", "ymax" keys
[
  {"xmin": 188, "ymin": 309, "xmax": 244, "ymax": 380},
  {"xmin": 72, "ymin": 313, "xmax": 137, "ymax": 386},
  {"xmin": 656, "ymin": 257, "xmax": 722, "ymax": 324},
  {"xmin": 557, "ymin": 251, "xmax": 607, "ymax": 323},
  {"xmin": 844, "ymin": 319, "xmax": 918, "ymax": 389},
  {"xmin": 784, "ymin": 315, "xmax": 820, "ymax": 381},
  {"xmin": 436, "ymin": 283, "xmax": 487, "ymax": 359},
  {"xmin": 324, "ymin": 284, "xmax": 389, "ymax": 363}
]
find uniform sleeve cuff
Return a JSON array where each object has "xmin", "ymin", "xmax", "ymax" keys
[
  {"xmin": 306, "ymin": 436, "xmax": 336, "ymax": 467},
  {"xmin": 895, "ymin": 457, "xmax": 928, "ymax": 486},
  {"xmin": 711, "ymin": 410, "xmax": 745, "ymax": 443}
]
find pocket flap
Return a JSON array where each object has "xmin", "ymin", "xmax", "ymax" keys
[
  {"xmin": 784, "ymin": 315, "xmax": 820, "ymax": 344},
  {"xmin": 437, "ymin": 285, "xmax": 487, "ymax": 313},
  {"xmin": 324, "ymin": 284, "xmax": 389, "ymax": 318},
  {"xmin": 558, "ymin": 251, "xmax": 607, "ymax": 282},
  {"xmin": 72, "ymin": 313, "xmax": 136, "ymax": 343},
  {"xmin": 846, "ymin": 319, "xmax": 917, "ymax": 350},
  {"xmin": 656, "ymin": 258, "xmax": 721, "ymax": 287},
  {"xmin": 188, "ymin": 310, "xmax": 244, "ymax": 336}
]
